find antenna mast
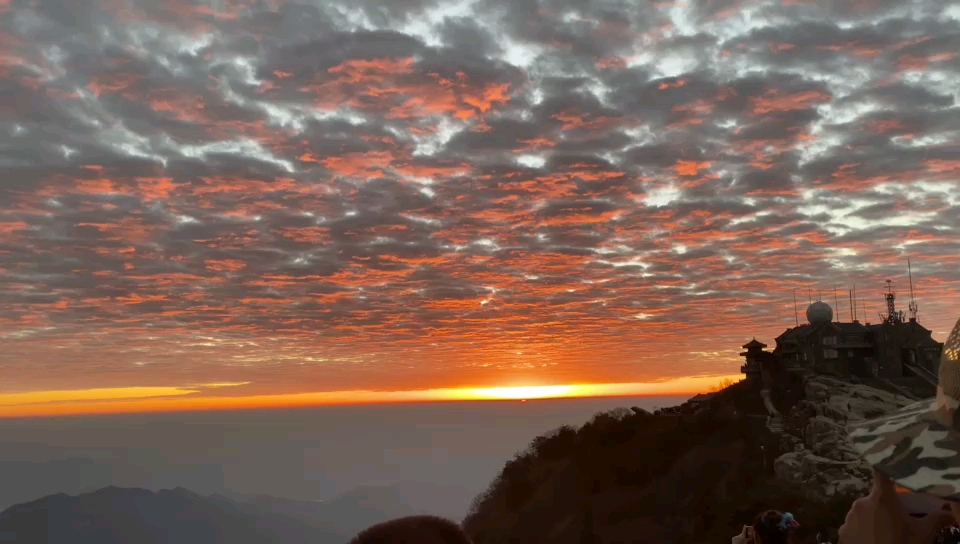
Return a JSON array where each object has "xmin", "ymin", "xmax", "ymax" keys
[
  {"xmin": 853, "ymin": 283, "xmax": 858, "ymax": 321},
  {"xmin": 834, "ymin": 287, "xmax": 840, "ymax": 322},
  {"xmin": 793, "ymin": 289, "xmax": 799, "ymax": 327},
  {"xmin": 908, "ymin": 258, "xmax": 918, "ymax": 321},
  {"xmin": 849, "ymin": 289, "xmax": 854, "ymax": 322}
]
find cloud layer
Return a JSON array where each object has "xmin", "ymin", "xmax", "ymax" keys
[{"xmin": 2, "ymin": 0, "xmax": 959, "ymax": 395}]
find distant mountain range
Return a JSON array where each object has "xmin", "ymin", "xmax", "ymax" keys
[{"xmin": 0, "ymin": 482, "xmax": 458, "ymax": 543}]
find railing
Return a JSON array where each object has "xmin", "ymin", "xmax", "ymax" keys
[
  {"xmin": 760, "ymin": 389, "xmax": 780, "ymax": 416},
  {"xmin": 903, "ymin": 362, "xmax": 938, "ymax": 387}
]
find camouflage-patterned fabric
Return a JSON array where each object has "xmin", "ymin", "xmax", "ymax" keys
[{"xmin": 847, "ymin": 316, "xmax": 960, "ymax": 499}]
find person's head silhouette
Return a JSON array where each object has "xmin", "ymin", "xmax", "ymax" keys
[
  {"xmin": 350, "ymin": 515, "xmax": 473, "ymax": 544},
  {"xmin": 731, "ymin": 511, "xmax": 799, "ymax": 544},
  {"xmin": 753, "ymin": 510, "xmax": 798, "ymax": 544}
]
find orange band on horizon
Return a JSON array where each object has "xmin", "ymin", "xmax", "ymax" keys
[{"xmin": 0, "ymin": 374, "xmax": 743, "ymax": 418}]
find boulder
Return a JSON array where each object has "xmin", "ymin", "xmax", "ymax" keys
[
  {"xmin": 805, "ymin": 377, "xmax": 913, "ymax": 422},
  {"xmin": 771, "ymin": 376, "xmax": 916, "ymax": 502},
  {"xmin": 773, "ymin": 451, "xmax": 870, "ymax": 501}
]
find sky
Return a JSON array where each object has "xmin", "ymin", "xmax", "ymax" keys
[{"xmin": 1, "ymin": 0, "xmax": 959, "ymax": 416}]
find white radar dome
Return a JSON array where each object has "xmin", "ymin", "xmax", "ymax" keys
[{"xmin": 806, "ymin": 301, "xmax": 833, "ymax": 324}]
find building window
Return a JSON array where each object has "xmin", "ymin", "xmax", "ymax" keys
[
  {"xmin": 824, "ymin": 349, "xmax": 838, "ymax": 359},
  {"xmin": 823, "ymin": 337, "xmax": 838, "ymax": 345}
]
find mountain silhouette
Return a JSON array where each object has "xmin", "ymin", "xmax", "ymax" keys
[
  {"xmin": 243, "ymin": 484, "xmax": 418, "ymax": 537},
  {"xmin": 0, "ymin": 476, "xmax": 478, "ymax": 543},
  {"xmin": 0, "ymin": 485, "xmax": 347, "ymax": 544}
]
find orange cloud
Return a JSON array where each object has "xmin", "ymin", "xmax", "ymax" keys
[
  {"xmin": 751, "ymin": 90, "xmax": 831, "ymax": 115},
  {"xmin": 672, "ymin": 160, "xmax": 711, "ymax": 176}
]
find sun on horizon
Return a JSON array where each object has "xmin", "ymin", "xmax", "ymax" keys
[{"xmin": 0, "ymin": 374, "xmax": 743, "ymax": 419}]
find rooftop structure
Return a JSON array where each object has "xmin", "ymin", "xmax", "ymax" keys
[{"xmin": 741, "ymin": 268, "xmax": 944, "ymax": 384}]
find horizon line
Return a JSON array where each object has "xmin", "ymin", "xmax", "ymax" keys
[{"xmin": 0, "ymin": 375, "xmax": 742, "ymax": 419}]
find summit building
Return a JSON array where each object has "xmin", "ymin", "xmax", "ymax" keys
[{"xmin": 741, "ymin": 279, "xmax": 943, "ymax": 384}]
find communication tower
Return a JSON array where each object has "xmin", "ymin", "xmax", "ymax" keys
[{"xmin": 881, "ymin": 280, "xmax": 905, "ymax": 324}]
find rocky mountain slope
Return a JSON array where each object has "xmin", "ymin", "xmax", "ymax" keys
[
  {"xmin": 774, "ymin": 376, "xmax": 918, "ymax": 503},
  {"xmin": 463, "ymin": 372, "xmax": 931, "ymax": 544}
]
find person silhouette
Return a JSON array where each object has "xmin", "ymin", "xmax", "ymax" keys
[
  {"xmin": 731, "ymin": 510, "xmax": 799, "ymax": 544},
  {"xmin": 349, "ymin": 515, "xmax": 473, "ymax": 544}
]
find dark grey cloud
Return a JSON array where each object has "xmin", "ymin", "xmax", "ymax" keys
[{"xmin": 0, "ymin": 0, "xmax": 958, "ymax": 396}]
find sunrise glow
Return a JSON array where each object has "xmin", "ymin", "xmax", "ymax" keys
[
  {"xmin": 462, "ymin": 385, "xmax": 582, "ymax": 400},
  {"xmin": 0, "ymin": 375, "xmax": 742, "ymax": 419}
]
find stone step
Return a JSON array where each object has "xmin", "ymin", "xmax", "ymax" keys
[{"xmin": 767, "ymin": 416, "xmax": 784, "ymax": 433}]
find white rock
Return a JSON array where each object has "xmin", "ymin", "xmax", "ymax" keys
[{"xmin": 771, "ymin": 376, "xmax": 919, "ymax": 502}]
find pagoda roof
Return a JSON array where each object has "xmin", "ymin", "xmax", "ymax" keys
[{"xmin": 742, "ymin": 338, "xmax": 767, "ymax": 349}]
